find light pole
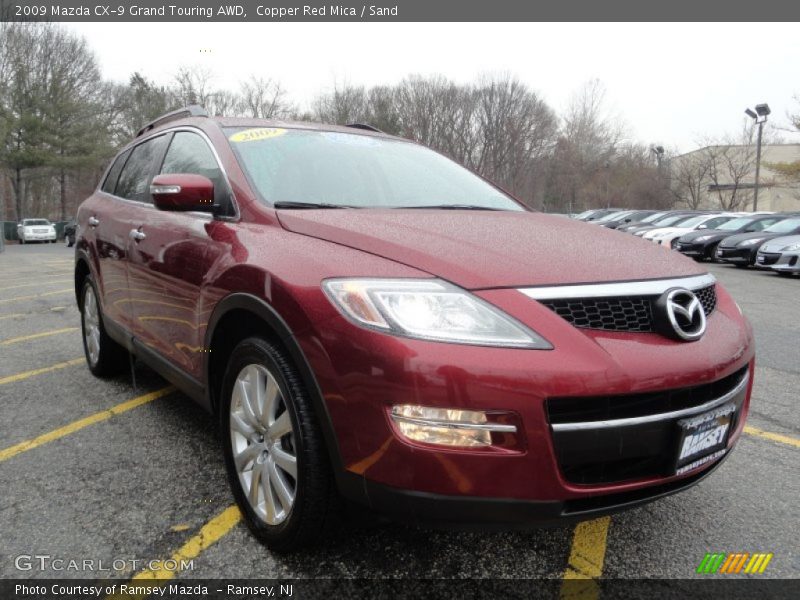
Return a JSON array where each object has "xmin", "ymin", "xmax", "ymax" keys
[
  {"xmin": 651, "ymin": 145, "xmax": 665, "ymax": 168},
  {"xmin": 745, "ymin": 103, "xmax": 770, "ymax": 212}
]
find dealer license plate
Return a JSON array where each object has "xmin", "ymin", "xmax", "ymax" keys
[{"xmin": 674, "ymin": 403, "xmax": 735, "ymax": 474}]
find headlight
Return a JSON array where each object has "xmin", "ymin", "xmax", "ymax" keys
[
  {"xmin": 694, "ymin": 235, "xmax": 713, "ymax": 242},
  {"xmin": 323, "ymin": 278, "xmax": 551, "ymax": 349},
  {"xmin": 781, "ymin": 243, "xmax": 800, "ymax": 251},
  {"xmin": 738, "ymin": 238, "xmax": 764, "ymax": 247}
]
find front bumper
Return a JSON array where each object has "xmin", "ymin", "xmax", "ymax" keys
[
  {"xmin": 763, "ymin": 251, "xmax": 800, "ymax": 272},
  {"xmin": 715, "ymin": 246, "xmax": 754, "ymax": 264},
  {"xmin": 675, "ymin": 241, "xmax": 708, "ymax": 257},
  {"xmin": 360, "ymin": 450, "xmax": 733, "ymax": 527},
  {"xmin": 22, "ymin": 232, "xmax": 56, "ymax": 241},
  {"xmin": 306, "ymin": 283, "xmax": 755, "ymax": 524}
]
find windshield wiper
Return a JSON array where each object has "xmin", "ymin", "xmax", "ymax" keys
[
  {"xmin": 398, "ymin": 204, "xmax": 505, "ymax": 211},
  {"xmin": 273, "ymin": 201, "xmax": 354, "ymax": 209}
]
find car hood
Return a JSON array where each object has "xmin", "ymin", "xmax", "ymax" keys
[
  {"xmin": 720, "ymin": 231, "xmax": 787, "ymax": 247},
  {"xmin": 678, "ymin": 229, "xmax": 733, "ymax": 242},
  {"xmin": 277, "ymin": 209, "xmax": 704, "ymax": 289},
  {"xmin": 760, "ymin": 235, "xmax": 800, "ymax": 253}
]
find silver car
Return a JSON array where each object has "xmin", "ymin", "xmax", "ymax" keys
[{"xmin": 755, "ymin": 234, "xmax": 800, "ymax": 276}]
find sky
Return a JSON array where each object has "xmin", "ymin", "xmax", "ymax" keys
[{"xmin": 65, "ymin": 22, "xmax": 800, "ymax": 153}]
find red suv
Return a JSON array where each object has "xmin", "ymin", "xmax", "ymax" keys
[{"xmin": 74, "ymin": 107, "xmax": 754, "ymax": 551}]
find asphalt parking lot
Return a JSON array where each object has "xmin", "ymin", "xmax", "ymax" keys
[{"xmin": 0, "ymin": 243, "xmax": 797, "ymax": 585}]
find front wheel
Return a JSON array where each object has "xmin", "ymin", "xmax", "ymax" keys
[
  {"xmin": 80, "ymin": 278, "xmax": 127, "ymax": 377},
  {"xmin": 220, "ymin": 337, "xmax": 335, "ymax": 552}
]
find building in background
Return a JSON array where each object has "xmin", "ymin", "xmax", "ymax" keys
[{"xmin": 670, "ymin": 143, "xmax": 800, "ymax": 212}]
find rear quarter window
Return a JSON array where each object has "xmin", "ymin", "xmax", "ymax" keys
[
  {"xmin": 114, "ymin": 135, "xmax": 170, "ymax": 203},
  {"xmin": 101, "ymin": 149, "xmax": 131, "ymax": 194}
]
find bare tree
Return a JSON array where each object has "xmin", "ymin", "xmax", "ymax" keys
[
  {"xmin": 670, "ymin": 148, "xmax": 712, "ymax": 208},
  {"xmin": 239, "ymin": 76, "xmax": 292, "ymax": 119}
]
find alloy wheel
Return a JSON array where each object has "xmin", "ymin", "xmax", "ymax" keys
[
  {"xmin": 83, "ymin": 286, "xmax": 101, "ymax": 366},
  {"xmin": 229, "ymin": 364, "xmax": 298, "ymax": 525}
]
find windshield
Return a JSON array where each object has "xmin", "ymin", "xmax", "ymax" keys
[
  {"xmin": 575, "ymin": 210, "xmax": 597, "ymax": 219},
  {"xmin": 765, "ymin": 218, "xmax": 800, "ymax": 233},
  {"xmin": 596, "ymin": 211, "xmax": 630, "ymax": 223},
  {"xmin": 640, "ymin": 212, "xmax": 666, "ymax": 223},
  {"xmin": 679, "ymin": 215, "xmax": 709, "ymax": 228},
  {"xmin": 717, "ymin": 217, "xmax": 756, "ymax": 231},
  {"xmin": 24, "ymin": 219, "xmax": 50, "ymax": 225},
  {"xmin": 226, "ymin": 127, "xmax": 523, "ymax": 210},
  {"xmin": 652, "ymin": 214, "xmax": 690, "ymax": 227}
]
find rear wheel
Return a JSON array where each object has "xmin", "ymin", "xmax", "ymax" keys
[
  {"xmin": 220, "ymin": 337, "xmax": 334, "ymax": 552},
  {"xmin": 80, "ymin": 279, "xmax": 127, "ymax": 377}
]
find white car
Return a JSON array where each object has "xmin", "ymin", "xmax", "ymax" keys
[
  {"xmin": 643, "ymin": 214, "xmax": 738, "ymax": 248},
  {"xmin": 17, "ymin": 218, "xmax": 57, "ymax": 244}
]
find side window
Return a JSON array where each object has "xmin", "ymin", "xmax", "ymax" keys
[
  {"xmin": 115, "ymin": 135, "xmax": 170, "ymax": 203},
  {"xmin": 101, "ymin": 149, "xmax": 131, "ymax": 194},
  {"xmin": 160, "ymin": 132, "xmax": 229, "ymax": 207}
]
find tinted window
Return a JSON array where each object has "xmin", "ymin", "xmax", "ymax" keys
[
  {"xmin": 748, "ymin": 218, "xmax": 781, "ymax": 232},
  {"xmin": 115, "ymin": 135, "xmax": 170, "ymax": 202},
  {"xmin": 101, "ymin": 149, "xmax": 131, "ymax": 194},
  {"xmin": 704, "ymin": 216, "xmax": 733, "ymax": 229},
  {"xmin": 161, "ymin": 132, "xmax": 227, "ymax": 205}
]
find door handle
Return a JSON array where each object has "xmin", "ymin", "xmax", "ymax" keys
[
  {"xmin": 88, "ymin": 216, "xmax": 100, "ymax": 227},
  {"xmin": 129, "ymin": 228, "xmax": 146, "ymax": 242}
]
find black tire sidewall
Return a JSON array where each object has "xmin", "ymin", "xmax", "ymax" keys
[
  {"xmin": 219, "ymin": 337, "xmax": 328, "ymax": 551},
  {"xmin": 80, "ymin": 277, "xmax": 125, "ymax": 377}
]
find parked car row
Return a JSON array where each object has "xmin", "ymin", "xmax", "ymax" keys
[{"xmin": 574, "ymin": 208, "xmax": 800, "ymax": 277}]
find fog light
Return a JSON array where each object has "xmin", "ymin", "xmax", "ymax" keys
[{"xmin": 390, "ymin": 405, "xmax": 516, "ymax": 448}]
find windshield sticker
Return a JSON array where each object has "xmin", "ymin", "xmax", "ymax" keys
[
  {"xmin": 321, "ymin": 132, "xmax": 381, "ymax": 147},
  {"xmin": 229, "ymin": 128, "xmax": 287, "ymax": 143}
]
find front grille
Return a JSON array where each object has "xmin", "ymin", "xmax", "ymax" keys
[
  {"xmin": 546, "ymin": 367, "xmax": 748, "ymax": 485},
  {"xmin": 540, "ymin": 284, "xmax": 716, "ymax": 333},
  {"xmin": 548, "ymin": 366, "xmax": 746, "ymax": 425},
  {"xmin": 757, "ymin": 253, "xmax": 780, "ymax": 266}
]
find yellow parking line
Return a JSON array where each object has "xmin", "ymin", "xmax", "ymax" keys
[
  {"xmin": 0, "ymin": 327, "xmax": 79, "ymax": 346},
  {"xmin": 0, "ymin": 313, "xmax": 25, "ymax": 321},
  {"xmin": 560, "ymin": 516, "xmax": 611, "ymax": 599},
  {"xmin": 0, "ymin": 386, "xmax": 174, "ymax": 462},
  {"xmin": 0, "ymin": 289, "xmax": 72, "ymax": 305},
  {"xmin": 745, "ymin": 426, "xmax": 800, "ymax": 449},
  {"xmin": 0, "ymin": 357, "xmax": 84, "ymax": 385},
  {"xmin": 0, "ymin": 279, "xmax": 71, "ymax": 292},
  {"xmin": 107, "ymin": 505, "xmax": 241, "ymax": 599}
]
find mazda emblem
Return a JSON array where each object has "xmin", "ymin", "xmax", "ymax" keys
[{"xmin": 654, "ymin": 288, "xmax": 707, "ymax": 341}]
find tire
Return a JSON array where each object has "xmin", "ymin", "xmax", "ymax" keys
[
  {"xmin": 220, "ymin": 337, "xmax": 334, "ymax": 552},
  {"xmin": 705, "ymin": 243, "xmax": 719, "ymax": 262},
  {"xmin": 80, "ymin": 278, "xmax": 127, "ymax": 377},
  {"xmin": 19, "ymin": 238, "xmax": 24, "ymax": 245}
]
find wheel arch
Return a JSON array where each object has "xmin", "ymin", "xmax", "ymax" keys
[{"xmin": 203, "ymin": 293, "xmax": 346, "ymax": 476}]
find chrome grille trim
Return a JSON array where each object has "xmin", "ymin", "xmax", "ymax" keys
[
  {"xmin": 551, "ymin": 370, "xmax": 749, "ymax": 432},
  {"xmin": 518, "ymin": 274, "xmax": 716, "ymax": 301}
]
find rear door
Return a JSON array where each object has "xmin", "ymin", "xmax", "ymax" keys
[
  {"xmin": 90, "ymin": 135, "xmax": 171, "ymax": 332},
  {"xmin": 126, "ymin": 130, "xmax": 232, "ymax": 380}
]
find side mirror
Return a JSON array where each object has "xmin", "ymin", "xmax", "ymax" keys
[{"xmin": 151, "ymin": 174, "xmax": 215, "ymax": 212}]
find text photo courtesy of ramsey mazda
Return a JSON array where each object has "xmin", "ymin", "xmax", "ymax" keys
[{"xmin": 71, "ymin": 108, "xmax": 754, "ymax": 552}]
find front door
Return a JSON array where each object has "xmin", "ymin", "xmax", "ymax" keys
[{"xmin": 126, "ymin": 130, "xmax": 232, "ymax": 380}]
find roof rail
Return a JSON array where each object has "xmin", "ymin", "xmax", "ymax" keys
[
  {"xmin": 345, "ymin": 123, "xmax": 384, "ymax": 134},
  {"xmin": 135, "ymin": 105, "xmax": 208, "ymax": 138}
]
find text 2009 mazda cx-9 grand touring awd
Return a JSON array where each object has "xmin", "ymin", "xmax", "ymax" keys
[{"xmin": 73, "ymin": 107, "xmax": 754, "ymax": 551}]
